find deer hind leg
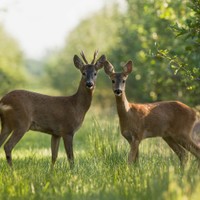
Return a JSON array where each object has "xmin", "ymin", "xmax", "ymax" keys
[
  {"xmin": 4, "ymin": 127, "xmax": 27, "ymax": 167},
  {"xmin": 163, "ymin": 136, "xmax": 188, "ymax": 166},
  {"xmin": 0, "ymin": 124, "xmax": 12, "ymax": 148},
  {"xmin": 63, "ymin": 134, "xmax": 74, "ymax": 169},
  {"xmin": 178, "ymin": 137, "xmax": 200, "ymax": 162},
  {"xmin": 51, "ymin": 135, "xmax": 61, "ymax": 167}
]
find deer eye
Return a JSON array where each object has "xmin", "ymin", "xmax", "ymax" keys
[
  {"xmin": 122, "ymin": 80, "xmax": 125, "ymax": 83},
  {"xmin": 112, "ymin": 80, "xmax": 115, "ymax": 84},
  {"xmin": 94, "ymin": 72, "xmax": 97, "ymax": 76},
  {"xmin": 82, "ymin": 72, "xmax": 86, "ymax": 76}
]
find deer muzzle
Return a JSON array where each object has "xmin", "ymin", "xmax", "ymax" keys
[
  {"xmin": 114, "ymin": 89, "xmax": 122, "ymax": 96},
  {"xmin": 86, "ymin": 81, "xmax": 94, "ymax": 89}
]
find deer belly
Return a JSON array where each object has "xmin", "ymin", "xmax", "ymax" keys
[
  {"xmin": 29, "ymin": 121, "xmax": 53, "ymax": 134},
  {"xmin": 143, "ymin": 129, "xmax": 165, "ymax": 139}
]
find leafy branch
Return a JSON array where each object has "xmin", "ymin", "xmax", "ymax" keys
[{"xmin": 155, "ymin": 49, "xmax": 200, "ymax": 81}]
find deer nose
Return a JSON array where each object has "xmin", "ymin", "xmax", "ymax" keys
[
  {"xmin": 86, "ymin": 81, "xmax": 94, "ymax": 89},
  {"xmin": 114, "ymin": 89, "xmax": 122, "ymax": 96}
]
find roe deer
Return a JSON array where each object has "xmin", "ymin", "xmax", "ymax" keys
[
  {"xmin": 104, "ymin": 60, "xmax": 200, "ymax": 165},
  {"xmin": 0, "ymin": 51, "xmax": 106, "ymax": 168}
]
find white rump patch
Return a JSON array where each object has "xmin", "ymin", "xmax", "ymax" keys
[
  {"xmin": 192, "ymin": 117, "xmax": 200, "ymax": 146},
  {"xmin": 0, "ymin": 103, "xmax": 12, "ymax": 111}
]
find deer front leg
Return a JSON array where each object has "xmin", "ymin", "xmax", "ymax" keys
[
  {"xmin": 123, "ymin": 131, "xmax": 140, "ymax": 164},
  {"xmin": 63, "ymin": 134, "xmax": 74, "ymax": 169},
  {"xmin": 128, "ymin": 137, "xmax": 140, "ymax": 164},
  {"xmin": 51, "ymin": 135, "xmax": 61, "ymax": 168},
  {"xmin": 122, "ymin": 131, "xmax": 140, "ymax": 164}
]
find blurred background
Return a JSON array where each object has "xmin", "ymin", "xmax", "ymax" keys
[{"xmin": 0, "ymin": 0, "xmax": 199, "ymax": 112}]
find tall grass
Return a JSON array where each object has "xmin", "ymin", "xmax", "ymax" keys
[{"xmin": 0, "ymin": 112, "xmax": 199, "ymax": 200}]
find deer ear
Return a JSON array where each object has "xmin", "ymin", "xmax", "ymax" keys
[
  {"xmin": 104, "ymin": 61, "xmax": 115, "ymax": 76},
  {"xmin": 73, "ymin": 55, "xmax": 84, "ymax": 70},
  {"xmin": 95, "ymin": 55, "xmax": 106, "ymax": 70},
  {"xmin": 123, "ymin": 60, "xmax": 133, "ymax": 75}
]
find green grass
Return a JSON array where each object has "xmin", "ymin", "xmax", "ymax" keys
[{"xmin": 0, "ymin": 113, "xmax": 200, "ymax": 200}]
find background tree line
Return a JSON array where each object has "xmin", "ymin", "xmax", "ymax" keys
[
  {"xmin": 0, "ymin": 25, "xmax": 25, "ymax": 94},
  {"xmin": 0, "ymin": 0, "xmax": 199, "ymax": 108}
]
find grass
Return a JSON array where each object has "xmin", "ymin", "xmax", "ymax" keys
[{"xmin": 0, "ymin": 112, "xmax": 200, "ymax": 200}]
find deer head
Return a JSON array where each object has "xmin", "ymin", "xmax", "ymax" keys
[
  {"xmin": 73, "ymin": 50, "xmax": 106, "ymax": 90},
  {"xmin": 104, "ymin": 60, "xmax": 133, "ymax": 96}
]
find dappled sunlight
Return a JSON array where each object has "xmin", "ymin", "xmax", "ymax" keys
[
  {"xmin": 0, "ymin": 0, "xmax": 200, "ymax": 199},
  {"xmin": 0, "ymin": 117, "xmax": 200, "ymax": 199}
]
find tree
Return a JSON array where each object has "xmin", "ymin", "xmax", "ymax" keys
[
  {"xmin": 108, "ymin": 0, "xmax": 192, "ymax": 103},
  {"xmin": 0, "ymin": 24, "xmax": 25, "ymax": 95},
  {"xmin": 44, "ymin": 0, "xmax": 197, "ymax": 107},
  {"xmin": 156, "ymin": 0, "xmax": 200, "ymax": 105}
]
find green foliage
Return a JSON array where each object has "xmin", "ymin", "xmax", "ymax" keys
[
  {"xmin": 155, "ymin": 0, "xmax": 200, "ymax": 105},
  {"xmin": 1, "ymin": 2, "xmax": 199, "ymax": 198},
  {"xmin": 0, "ymin": 25, "xmax": 26, "ymax": 95},
  {"xmin": 43, "ymin": 0, "xmax": 199, "ymax": 106},
  {"xmin": 108, "ymin": 0, "xmax": 191, "ymax": 103},
  {"xmin": 171, "ymin": 0, "xmax": 200, "ymax": 49},
  {"xmin": 0, "ymin": 114, "xmax": 200, "ymax": 199},
  {"xmin": 1, "ymin": 0, "xmax": 198, "ymax": 106}
]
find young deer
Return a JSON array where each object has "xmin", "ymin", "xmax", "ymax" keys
[
  {"xmin": 104, "ymin": 60, "xmax": 200, "ymax": 165},
  {"xmin": 0, "ymin": 51, "xmax": 106, "ymax": 168}
]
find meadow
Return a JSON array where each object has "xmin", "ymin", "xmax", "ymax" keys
[{"xmin": 0, "ymin": 108, "xmax": 199, "ymax": 200}]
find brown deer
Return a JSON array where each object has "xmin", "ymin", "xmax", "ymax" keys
[
  {"xmin": 104, "ymin": 59, "xmax": 200, "ymax": 165},
  {"xmin": 0, "ymin": 51, "xmax": 106, "ymax": 168}
]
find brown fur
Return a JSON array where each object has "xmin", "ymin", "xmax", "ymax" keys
[
  {"xmin": 104, "ymin": 60, "xmax": 200, "ymax": 165},
  {"xmin": 0, "ymin": 51, "xmax": 106, "ymax": 168}
]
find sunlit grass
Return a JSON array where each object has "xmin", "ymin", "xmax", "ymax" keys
[{"xmin": 0, "ymin": 113, "xmax": 200, "ymax": 200}]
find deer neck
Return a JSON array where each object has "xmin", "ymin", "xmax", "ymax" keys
[
  {"xmin": 74, "ymin": 77, "xmax": 93, "ymax": 113},
  {"xmin": 115, "ymin": 91, "xmax": 130, "ymax": 116}
]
